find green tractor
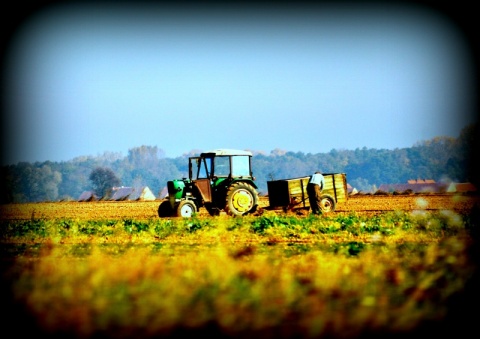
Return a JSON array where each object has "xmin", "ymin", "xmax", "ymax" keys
[{"xmin": 158, "ymin": 149, "xmax": 259, "ymax": 217}]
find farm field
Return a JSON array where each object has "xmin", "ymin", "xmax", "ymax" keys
[
  {"xmin": 0, "ymin": 193, "xmax": 478, "ymax": 221},
  {"xmin": 1, "ymin": 193, "xmax": 479, "ymax": 339}
]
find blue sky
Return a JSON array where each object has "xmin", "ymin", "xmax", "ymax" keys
[{"xmin": 2, "ymin": 2, "xmax": 477, "ymax": 165}]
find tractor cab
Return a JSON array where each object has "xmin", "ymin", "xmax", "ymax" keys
[
  {"xmin": 159, "ymin": 149, "xmax": 259, "ymax": 217},
  {"xmin": 189, "ymin": 149, "xmax": 254, "ymax": 202}
]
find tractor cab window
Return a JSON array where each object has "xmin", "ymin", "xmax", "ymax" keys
[
  {"xmin": 231, "ymin": 156, "xmax": 250, "ymax": 177},
  {"xmin": 214, "ymin": 156, "xmax": 230, "ymax": 177},
  {"xmin": 191, "ymin": 157, "xmax": 212, "ymax": 179}
]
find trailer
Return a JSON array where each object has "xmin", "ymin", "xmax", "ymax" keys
[{"xmin": 266, "ymin": 173, "xmax": 348, "ymax": 213}]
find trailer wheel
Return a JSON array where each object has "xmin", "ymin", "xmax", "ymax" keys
[
  {"xmin": 225, "ymin": 182, "xmax": 259, "ymax": 216},
  {"xmin": 176, "ymin": 200, "xmax": 197, "ymax": 217},
  {"xmin": 158, "ymin": 200, "xmax": 173, "ymax": 217},
  {"xmin": 320, "ymin": 194, "xmax": 336, "ymax": 213}
]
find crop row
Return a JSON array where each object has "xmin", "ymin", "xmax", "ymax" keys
[{"xmin": 0, "ymin": 210, "xmax": 474, "ymax": 246}]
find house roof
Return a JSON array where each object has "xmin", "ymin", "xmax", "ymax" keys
[
  {"xmin": 78, "ymin": 191, "xmax": 98, "ymax": 202},
  {"xmin": 378, "ymin": 183, "xmax": 447, "ymax": 193},
  {"xmin": 407, "ymin": 179, "xmax": 436, "ymax": 184},
  {"xmin": 447, "ymin": 182, "xmax": 477, "ymax": 193},
  {"xmin": 159, "ymin": 186, "xmax": 168, "ymax": 199},
  {"xmin": 109, "ymin": 186, "xmax": 157, "ymax": 201},
  {"xmin": 378, "ymin": 181, "xmax": 477, "ymax": 194},
  {"xmin": 455, "ymin": 183, "xmax": 477, "ymax": 192},
  {"xmin": 110, "ymin": 187, "xmax": 134, "ymax": 201},
  {"xmin": 346, "ymin": 183, "xmax": 358, "ymax": 194},
  {"xmin": 128, "ymin": 187, "xmax": 156, "ymax": 201}
]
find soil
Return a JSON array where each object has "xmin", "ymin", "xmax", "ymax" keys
[{"xmin": 1, "ymin": 193, "xmax": 478, "ymax": 221}]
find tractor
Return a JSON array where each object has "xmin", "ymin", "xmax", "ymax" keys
[{"xmin": 158, "ymin": 149, "xmax": 259, "ymax": 217}]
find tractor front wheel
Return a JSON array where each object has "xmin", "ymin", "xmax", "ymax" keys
[
  {"xmin": 176, "ymin": 200, "xmax": 197, "ymax": 217},
  {"xmin": 225, "ymin": 182, "xmax": 258, "ymax": 216},
  {"xmin": 158, "ymin": 200, "xmax": 173, "ymax": 217}
]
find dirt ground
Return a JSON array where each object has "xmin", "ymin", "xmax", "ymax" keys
[{"xmin": 1, "ymin": 194, "xmax": 478, "ymax": 221}]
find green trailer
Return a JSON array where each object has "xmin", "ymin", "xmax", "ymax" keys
[{"xmin": 267, "ymin": 173, "xmax": 348, "ymax": 213}]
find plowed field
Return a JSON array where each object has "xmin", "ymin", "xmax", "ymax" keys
[{"xmin": 1, "ymin": 194, "xmax": 478, "ymax": 221}]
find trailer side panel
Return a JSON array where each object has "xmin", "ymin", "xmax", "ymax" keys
[{"xmin": 267, "ymin": 173, "xmax": 348, "ymax": 210}]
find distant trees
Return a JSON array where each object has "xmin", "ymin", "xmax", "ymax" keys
[
  {"xmin": 2, "ymin": 162, "xmax": 62, "ymax": 202},
  {"xmin": 127, "ymin": 145, "xmax": 164, "ymax": 166},
  {"xmin": 89, "ymin": 167, "xmax": 121, "ymax": 197},
  {"xmin": 0, "ymin": 124, "xmax": 477, "ymax": 202}
]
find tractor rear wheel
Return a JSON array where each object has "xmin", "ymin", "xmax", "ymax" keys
[
  {"xmin": 176, "ymin": 200, "xmax": 197, "ymax": 217},
  {"xmin": 225, "ymin": 182, "xmax": 258, "ymax": 216},
  {"xmin": 319, "ymin": 194, "xmax": 336, "ymax": 213}
]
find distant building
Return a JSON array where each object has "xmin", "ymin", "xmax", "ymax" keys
[
  {"xmin": 128, "ymin": 186, "xmax": 157, "ymax": 201},
  {"xmin": 78, "ymin": 191, "xmax": 98, "ymax": 202},
  {"xmin": 158, "ymin": 186, "xmax": 168, "ymax": 199},
  {"xmin": 446, "ymin": 182, "xmax": 477, "ymax": 193},
  {"xmin": 110, "ymin": 186, "xmax": 157, "ymax": 201},
  {"xmin": 377, "ymin": 179, "xmax": 476, "ymax": 194},
  {"xmin": 110, "ymin": 186, "xmax": 134, "ymax": 201},
  {"xmin": 347, "ymin": 183, "xmax": 358, "ymax": 195}
]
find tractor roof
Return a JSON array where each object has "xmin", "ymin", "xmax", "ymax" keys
[{"xmin": 201, "ymin": 149, "xmax": 252, "ymax": 157}]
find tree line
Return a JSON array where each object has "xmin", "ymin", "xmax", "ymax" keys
[{"xmin": 1, "ymin": 124, "xmax": 477, "ymax": 203}]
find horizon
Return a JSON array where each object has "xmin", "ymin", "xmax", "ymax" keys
[{"xmin": 3, "ymin": 124, "xmax": 473, "ymax": 165}]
